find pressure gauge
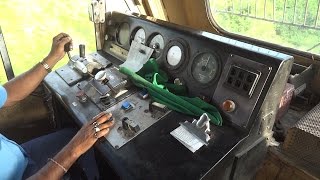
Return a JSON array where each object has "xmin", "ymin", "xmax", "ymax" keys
[
  {"xmin": 191, "ymin": 52, "xmax": 219, "ymax": 84},
  {"xmin": 132, "ymin": 28, "xmax": 146, "ymax": 44},
  {"xmin": 164, "ymin": 39, "xmax": 189, "ymax": 71},
  {"xmin": 167, "ymin": 46, "xmax": 182, "ymax": 66},
  {"xmin": 116, "ymin": 23, "xmax": 130, "ymax": 46},
  {"xmin": 148, "ymin": 34, "xmax": 164, "ymax": 58}
]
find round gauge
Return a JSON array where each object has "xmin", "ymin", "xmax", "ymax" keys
[
  {"xmin": 191, "ymin": 52, "xmax": 219, "ymax": 84},
  {"xmin": 132, "ymin": 28, "xmax": 146, "ymax": 44},
  {"xmin": 116, "ymin": 23, "xmax": 130, "ymax": 45},
  {"xmin": 167, "ymin": 46, "xmax": 182, "ymax": 66},
  {"xmin": 148, "ymin": 34, "xmax": 165, "ymax": 58},
  {"xmin": 163, "ymin": 39, "xmax": 188, "ymax": 71}
]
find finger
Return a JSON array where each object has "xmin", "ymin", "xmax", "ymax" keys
[
  {"xmin": 96, "ymin": 113, "xmax": 113, "ymax": 124},
  {"xmin": 58, "ymin": 37, "xmax": 72, "ymax": 47},
  {"xmin": 96, "ymin": 128, "xmax": 110, "ymax": 138},
  {"xmin": 53, "ymin": 33, "xmax": 69, "ymax": 41},
  {"xmin": 98, "ymin": 120, "xmax": 115, "ymax": 129},
  {"xmin": 90, "ymin": 112, "xmax": 107, "ymax": 124}
]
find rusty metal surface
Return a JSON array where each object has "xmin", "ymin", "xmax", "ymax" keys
[{"xmin": 283, "ymin": 103, "xmax": 320, "ymax": 169}]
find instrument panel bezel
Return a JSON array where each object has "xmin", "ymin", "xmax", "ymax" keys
[{"xmin": 188, "ymin": 51, "xmax": 222, "ymax": 87}]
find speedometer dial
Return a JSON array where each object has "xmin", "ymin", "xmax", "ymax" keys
[
  {"xmin": 132, "ymin": 28, "xmax": 146, "ymax": 44},
  {"xmin": 191, "ymin": 52, "xmax": 219, "ymax": 84}
]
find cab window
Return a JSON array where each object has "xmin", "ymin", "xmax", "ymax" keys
[
  {"xmin": 0, "ymin": 0, "xmax": 98, "ymax": 83},
  {"xmin": 208, "ymin": 0, "xmax": 320, "ymax": 55}
]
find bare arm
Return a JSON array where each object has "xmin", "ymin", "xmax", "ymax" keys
[
  {"xmin": 27, "ymin": 113, "xmax": 114, "ymax": 180},
  {"xmin": 3, "ymin": 33, "xmax": 72, "ymax": 107}
]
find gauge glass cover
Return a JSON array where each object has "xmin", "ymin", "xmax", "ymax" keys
[
  {"xmin": 149, "ymin": 34, "xmax": 164, "ymax": 50},
  {"xmin": 133, "ymin": 28, "xmax": 146, "ymax": 44},
  {"xmin": 149, "ymin": 34, "xmax": 164, "ymax": 58},
  {"xmin": 192, "ymin": 53, "xmax": 219, "ymax": 84},
  {"xmin": 117, "ymin": 23, "xmax": 130, "ymax": 45},
  {"xmin": 167, "ymin": 46, "xmax": 182, "ymax": 66}
]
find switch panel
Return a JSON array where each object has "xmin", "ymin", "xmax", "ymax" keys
[
  {"xmin": 224, "ymin": 65, "xmax": 260, "ymax": 98},
  {"xmin": 104, "ymin": 92, "xmax": 170, "ymax": 149}
]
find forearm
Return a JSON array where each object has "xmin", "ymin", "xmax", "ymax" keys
[
  {"xmin": 3, "ymin": 56, "xmax": 56, "ymax": 107},
  {"xmin": 27, "ymin": 143, "xmax": 80, "ymax": 180}
]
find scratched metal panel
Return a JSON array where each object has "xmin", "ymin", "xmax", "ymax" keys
[{"xmin": 104, "ymin": 92, "xmax": 170, "ymax": 149}]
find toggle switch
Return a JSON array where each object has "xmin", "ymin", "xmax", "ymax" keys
[
  {"xmin": 149, "ymin": 102, "xmax": 168, "ymax": 113},
  {"xmin": 76, "ymin": 90, "xmax": 88, "ymax": 103},
  {"xmin": 100, "ymin": 94, "xmax": 111, "ymax": 105},
  {"xmin": 122, "ymin": 117, "xmax": 140, "ymax": 133}
]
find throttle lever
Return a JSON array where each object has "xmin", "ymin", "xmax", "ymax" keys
[{"xmin": 64, "ymin": 42, "xmax": 73, "ymax": 61}]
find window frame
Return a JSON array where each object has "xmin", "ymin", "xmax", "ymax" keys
[{"xmin": 204, "ymin": 0, "xmax": 320, "ymax": 62}]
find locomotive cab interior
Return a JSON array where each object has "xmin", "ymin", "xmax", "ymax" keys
[{"xmin": 0, "ymin": 0, "xmax": 319, "ymax": 179}]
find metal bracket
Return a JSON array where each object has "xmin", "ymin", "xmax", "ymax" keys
[{"xmin": 89, "ymin": 0, "xmax": 105, "ymax": 23}]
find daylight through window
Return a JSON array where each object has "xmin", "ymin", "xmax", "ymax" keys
[{"xmin": 208, "ymin": 0, "xmax": 320, "ymax": 55}]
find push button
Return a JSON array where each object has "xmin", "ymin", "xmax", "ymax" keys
[
  {"xmin": 138, "ymin": 89, "xmax": 149, "ymax": 99},
  {"xmin": 121, "ymin": 101, "xmax": 133, "ymax": 111}
]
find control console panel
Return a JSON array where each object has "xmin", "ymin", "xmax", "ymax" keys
[{"xmin": 54, "ymin": 11, "xmax": 293, "ymax": 150}]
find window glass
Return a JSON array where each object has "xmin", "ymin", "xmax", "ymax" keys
[
  {"xmin": 208, "ymin": 0, "xmax": 320, "ymax": 55},
  {"xmin": 105, "ymin": 0, "xmax": 131, "ymax": 13},
  {"xmin": 0, "ymin": 0, "xmax": 95, "ymax": 83}
]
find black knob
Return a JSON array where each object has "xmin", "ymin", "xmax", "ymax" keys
[{"xmin": 64, "ymin": 42, "xmax": 73, "ymax": 52}]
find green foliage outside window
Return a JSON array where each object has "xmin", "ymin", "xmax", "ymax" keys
[
  {"xmin": 0, "ymin": 0, "xmax": 95, "ymax": 83},
  {"xmin": 210, "ymin": 0, "xmax": 320, "ymax": 55}
]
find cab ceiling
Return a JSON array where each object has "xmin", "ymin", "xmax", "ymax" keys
[{"xmin": 134, "ymin": 0, "xmax": 219, "ymax": 34}]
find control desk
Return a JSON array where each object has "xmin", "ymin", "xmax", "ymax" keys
[{"xmin": 44, "ymin": 12, "xmax": 293, "ymax": 179}]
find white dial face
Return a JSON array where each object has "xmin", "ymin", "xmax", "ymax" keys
[
  {"xmin": 149, "ymin": 34, "xmax": 164, "ymax": 50},
  {"xmin": 133, "ymin": 28, "xmax": 146, "ymax": 44},
  {"xmin": 117, "ymin": 23, "xmax": 130, "ymax": 45},
  {"xmin": 167, "ymin": 46, "xmax": 182, "ymax": 66}
]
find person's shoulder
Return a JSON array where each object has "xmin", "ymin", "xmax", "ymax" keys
[{"xmin": 0, "ymin": 85, "xmax": 7, "ymax": 108}]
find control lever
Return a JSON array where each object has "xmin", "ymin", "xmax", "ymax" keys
[
  {"xmin": 64, "ymin": 42, "xmax": 88, "ymax": 74},
  {"xmin": 95, "ymin": 70, "xmax": 118, "ymax": 94},
  {"xmin": 79, "ymin": 44, "xmax": 85, "ymax": 58},
  {"xmin": 64, "ymin": 41, "xmax": 73, "ymax": 60}
]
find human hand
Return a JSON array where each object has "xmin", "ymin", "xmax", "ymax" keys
[
  {"xmin": 46, "ymin": 33, "xmax": 72, "ymax": 65},
  {"xmin": 67, "ymin": 112, "xmax": 114, "ymax": 156}
]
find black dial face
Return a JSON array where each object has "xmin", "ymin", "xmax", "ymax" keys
[
  {"xmin": 116, "ymin": 23, "xmax": 130, "ymax": 45},
  {"xmin": 191, "ymin": 52, "xmax": 219, "ymax": 84}
]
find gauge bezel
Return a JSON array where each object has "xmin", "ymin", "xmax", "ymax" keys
[
  {"xmin": 130, "ymin": 27, "xmax": 146, "ymax": 45},
  {"xmin": 190, "ymin": 51, "xmax": 221, "ymax": 86},
  {"xmin": 163, "ymin": 39, "xmax": 189, "ymax": 72},
  {"xmin": 116, "ymin": 22, "xmax": 130, "ymax": 46},
  {"xmin": 146, "ymin": 33, "xmax": 165, "ymax": 59}
]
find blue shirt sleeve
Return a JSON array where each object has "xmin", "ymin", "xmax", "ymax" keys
[
  {"xmin": 0, "ymin": 134, "xmax": 29, "ymax": 180},
  {"xmin": 0, "ymin": 85, "xmax": 7, "ymax": 108}
]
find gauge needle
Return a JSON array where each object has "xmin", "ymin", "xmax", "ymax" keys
[{"xmin": 201, "ymin": 56, "xmax": 210, "ymax": 71}]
